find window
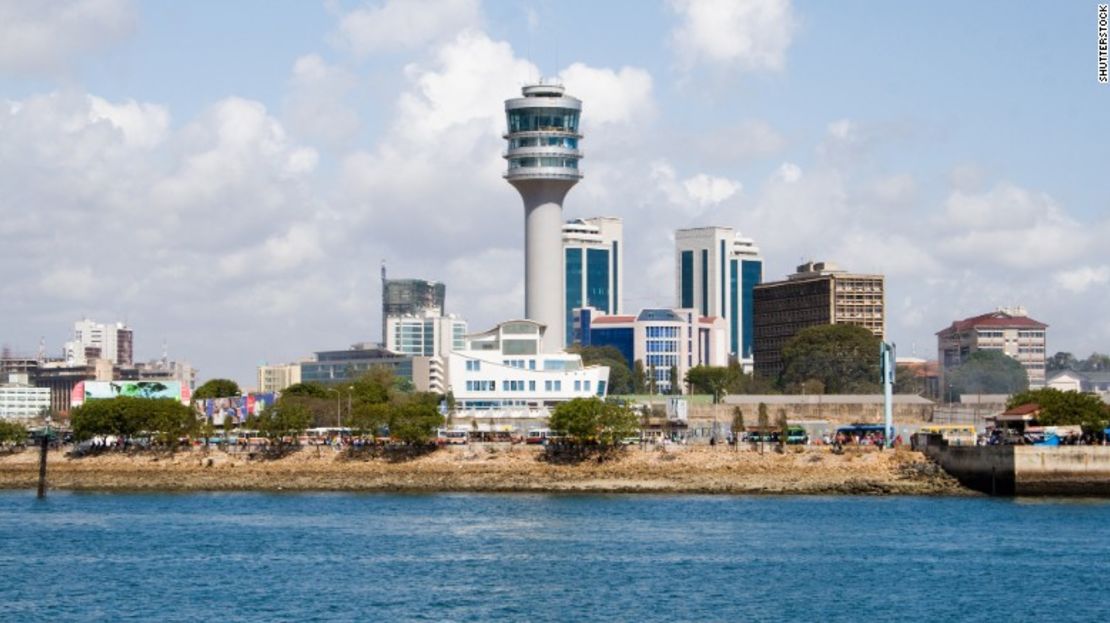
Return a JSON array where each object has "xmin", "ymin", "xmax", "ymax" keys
[
  {"xmin": 554, "ymin": 380, "xmax": 562, "ymax": 391},
  {"xmin": 465, "ymin": 360, "xmax": 481, "ymax": 372},
  {"xmin": 574, "ymin": 380, "xmax": 581, "ymax": 391},
  {"xmin": 584, "ymin": 380, "xmax": 591, "ymax": 392},
  {"xmin": 545, "ymin": 380, "xmax": 552, "ymax": 391},
  {"xmin": 681, "ymin": 251, "xmax": 694, "ymax": 308},
  {"xmin": 529, "ymin": 380, "xmax": 536, "ymax": 392}
]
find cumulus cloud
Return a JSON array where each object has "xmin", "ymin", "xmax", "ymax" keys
[
  {"xmin": 683, "ymin": 173, "xmax": 741, "ymax": 207},
  {"xmin": 1055, "ymin": 266, "xmax": 1110, "ymax": 293},
  {"xmin": 558, "ymin": 63, "xmax": 654, "ymax": 126},
  {"xmin": 0, "ymin": 0, "xmax": 135, "ymax": 74},
  {"xmin": 776, "ymin": 161, "xmax": 802, "ymax": 183},
  {"xmin": 694, "ymin": 120, "xmax": 786, "ymax": 162},
  {"xmin": 333, "ymin": 0, "xmax": 481, "ymax": 56},
  {"xmin": 283, "ymin": 54, "xmax": 361, "ymax": 150},
  {"xmin": 87, "ymin": 95, "xmax": 170, "ymax": 149},
  {"xmin": 669, "ymin": 0, "xmax": 796, "ymax": 71}
]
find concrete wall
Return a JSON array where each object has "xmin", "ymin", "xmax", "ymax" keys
[
  {"xmin": 920, "ymin": 435, "xmax": 1110, "ymax": 495},
  {"xmin": 686, "ymin": 401, "xmax": 933, "ymax": 425}
]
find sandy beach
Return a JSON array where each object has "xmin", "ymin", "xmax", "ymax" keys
[{"xmin": 0, "ymin": 444, "xmax": 968, "ymax": 495}]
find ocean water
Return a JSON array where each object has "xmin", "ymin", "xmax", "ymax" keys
[{"xmin": 1, "ymin": 492, "xmax": 1109, "ymax": 622}]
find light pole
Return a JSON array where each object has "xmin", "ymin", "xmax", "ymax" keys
[{"xmin": 345, "ymin": 386, "xmax": 353, "ymax": 429}]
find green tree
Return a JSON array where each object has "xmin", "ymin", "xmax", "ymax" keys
[
  {"xmin": 281, "ymin": 382, "xmax": 329, "ymax": 398},
  {"xmin": 1080, "ymin": 353, "xmax": 1110, "ymax": 372},
  {"xmin": 756, "ymin": 402, "xmax": 769, "ymax": 454},
  {"xmin": 387, "ymin": 393, "xmax": 445, "ymax": 444},
  {"xmin": 685, "ymin": 366, "xmax": 730, "ymax": 403},
  {"xmin": 668, "ymin": 365, "xmax": 680, "ymax": 395},
  {"xmin": 894, "ymin": 366, "xmax": 924, "ymax": 395},
  {"xmin": 648, "ymin": 365, "xmax": 658, "ymax": 395},
  {"xmin": 193, "ymin": 379, "xmax": 241, "ymax": 401},
  {"xmin": 1047, "ymin": 351, "xmax": 1078, "ymax": 373},
  {"xmin": 251, "ymin": 399, "xmax": 312, "ymax": 448},
  {"xmin": 1006, "ymin": 388, "xmax": 1110, "ymax": 430},
  {"xmin": 632, "ymin": 360, "xmax": 648, "ymax": 394},
  {"xmin": 779, "ymin": 325, "xmax": 881, "ymax": 394},
  {"xmin": 730, "ymin": 407, "xmax": 745, "ymax": 451},
  {"xmin": 71, "ymin": 397, "xmax": 195, "ymax": 446},
  {"xmin": 351, "ymin": 367, "xmax": 395, "ymax": 405},
  {"xmin": 0, "ymin": 420, "xmax": 28, "ymax": 446},
  {"xmin": 548, "ymin": 398, "xmax": 638, "ymax": 446},
  {"xmin": 946, "ymin": 350, "xmax": 1029, "ymax": 396},
  {"xmin": 569, "ymin": 345, "xmax": 634, "ymax": 395},
  {"xmin": 776, "ymin": 409, "xmax": 789, "ymax": 450}
]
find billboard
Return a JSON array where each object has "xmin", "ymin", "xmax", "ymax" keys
[
  {"xmin": 72, "ymin": 381, "xmax": 186, "ymax": 407},
  {"xmin": 195, "ymin": 394, "xmax": 276, "ymax": 425}
]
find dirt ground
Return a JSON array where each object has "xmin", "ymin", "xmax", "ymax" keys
[{"xmin": 0, "ymin": 443, "xmax": 970, "ymax": 495}]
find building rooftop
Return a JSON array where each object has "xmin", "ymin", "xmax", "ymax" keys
[
  {"xmin": 937, "ymin": 310, "xmax": 1048, "ymax": 335},
  {"xmin": 1001, "ymin": 403, "xmax": 1041, "ymax": 416},
  {"xmin": 591, "ymin": 315, "xmax": 636, "ymax": 325}
]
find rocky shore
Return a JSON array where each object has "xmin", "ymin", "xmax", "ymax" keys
[{"xmin": 0, "ymin": 444, "xmax": 970, "ymax": 495}]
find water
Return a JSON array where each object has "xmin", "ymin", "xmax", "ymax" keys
[{"xmin": 2, "ymin": 492, "xmax": 1109, "ymax": 622}]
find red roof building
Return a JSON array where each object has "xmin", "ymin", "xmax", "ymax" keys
[{"xmin": 937, "ymin": 307, "xmax": 1049, "ymax": 395}]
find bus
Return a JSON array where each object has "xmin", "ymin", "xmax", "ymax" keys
[
  {"xmin": 526, "ymin": 429, "xmax": 552, "ymax": 444},
  {"xmin": 918, "ymin": 424, "xmax": 976, "ymax": 446},
  {"xmin": 435, "ymin": 428, "xmax": 469, "ymax": 445},
  {"xmin": 835, "ymin": 424, "xmax": 888, "ymax": 446}
]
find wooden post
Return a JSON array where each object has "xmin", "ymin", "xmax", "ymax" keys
[{"xmin": 37, "ymin": 432, "xmax": 48, "ymax": 499}]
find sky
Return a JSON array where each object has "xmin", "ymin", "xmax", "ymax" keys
[{"xmin": 1, "ymin": 0, "xmax": 1108, "ymax": 388}]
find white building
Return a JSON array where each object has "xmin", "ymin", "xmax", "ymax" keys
[
  {"xmin": 257, "ymin": 362, "xmax": 302, "ymax": 394},
  {"xmin": 675, "ymin": 227, "xmax": 763, "ymax": 368},
  {"xmin": 446, "ymin": 320, "xmax": 609, "ymax": 420},
  {"xmin": 0, "ymin": 374, "xmax": 51, "ymax": 420},
  {"xmin": 562, "ymin": 217, "xmax": 623, "ymax": 346},
  {"xmin": 64, "ymin": 319, "xmax": 133, "ymax": 366},
  {"xmin": 576, "ymin": 308, "xmax": 728, "ymax": 394},
  {"xmin": 385, "ymin": 312, "xmax": 467, "ymax": 358}
]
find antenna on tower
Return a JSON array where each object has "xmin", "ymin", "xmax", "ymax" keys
[
  {"xmin": 161, "ymin": 339, "xmax": 169, "ymax": 367},
  {"xmin": 381, "ymin": 260, "xmax": 387, "ymax": 284},
  {"xmin": 38, "ymin": 337, "xmax": 46, "ymax": 362}
]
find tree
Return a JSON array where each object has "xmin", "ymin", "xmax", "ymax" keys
[
  {"xmin": 1047, "ymin": 351, "xmax": 1079, "ymax": 373},
  {"xmin": 251, "ymin": 399, "xmax": 311, "ymax": 449},
  {"xmin": 730, "ymin": 407, "xmax": 745, "ymax": 451},
  {"xmin": 668, "ymin": 365, "xmax": 680, "ymax": 395},
  {"xmin": 685, "ymin": 366, "xmax": 730, "ymax": 403},
  {"xmin": 647, "ymin": 365, "xmax": 658, "ymax": 395},
  {"xmin": 724, "ymin": 360, "xmax": 778, "ymax": 395},
  {"xmin": 388, "ymin": 393, "xmax": 445, "ymax": 444},
  {"xmin": 1081, "ymin": 353, "xmax": 1110, "ymax": 372},
  {"xmin": 632, "ymin": 360, "xmax": 648, "ymax": 394},
  {"xmin": 351, "ymin": 368, "xmax": 395, "ymax": 405},
  {"xmin": 569, "ymin": 345, "xmax": 635, "ymax": 395},
  {"xmin": 548, "ymin": 398, "xmax": 638, "ymax": 446},
  {"xmin": 779, "ymin": 325, "xmax": 881, "ymax": 394},
  {"xmin": 894, "ymin": 366, "xmax": 924, "ymax": 395},
  {"xmin": 946, "ymin": 350, "xmax": 1028, "ymax": 396},
  {"xmin": 776, "ymin": 409, "xmax": 789, "ymax": 450},
  {"xmin": 70, "ymin": 397, "xmax": 195, "ymax": 447},
  {"xmin": 1006, "ymin": 388, "xmax": 1110, "ymax": 430},
  {"xmin": 193, "ymin": 379, "xmax": 241, "ymax": 401},
  {"xmin": 756, "ymin": 402, "xmax": 769, "ymax": 454},
  {"xmin": 0, "ymin": 420, "xmax": 27, "ymax": 446},
  {"xmin": 281, "ymin": 382, "xmax": 329, "ymax": 398}
]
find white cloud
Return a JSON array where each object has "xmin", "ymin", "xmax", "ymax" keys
[
  {"xmin": 1055, "ymin": 266, "xmax": 1110, "ymax": 293},
  {"xmin": 333, "ymin": 0, "xmax": 481, "ymax": 56},
  {"xmin": 87, "ymin": 95, "xmax": 170, "ymax": 149},
  {"xmin": 683, "ymin": 173, "xmax": 741, "ymax": 207},
  {"xmin": 776, "ymin": 161, "xmax": 802, "ymax": 183},
  {"xmin": 283, "ymin": 54, "xmax": 361, "ymax": 150},
  {"xmin": 695, "ymin": 120, "xmax": 786, "ymax": 162},
  {"xmin": 39, "ymin": 266, "xmax": 96, "ymax": 301},
  {"xmin": 558, "ymin": 63, "xmax": 654, "ymax": 126},
  {"xmin": 0, "ymin": 0, "xmax": 135, "ymax": 74},
  {"xmin": 669, "ymin": 0, "xmax": 796, "ymax": 71}
]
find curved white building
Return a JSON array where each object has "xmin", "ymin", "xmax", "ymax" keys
[
  {"xmin": 504, "ymin": 82, "xmax": 583, "ymax": 353},
  {"xmin": 446, "ymin": 320, "xmax": 609, "ymax": 420}
]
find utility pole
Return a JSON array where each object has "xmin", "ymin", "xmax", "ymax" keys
[
  {"xmin": 37, "ymin": 415, "xmax": 52, "ymax": 499},
  {"xmin": 881, "ymin": 342, "xmax": 896, "ymax": 448}
]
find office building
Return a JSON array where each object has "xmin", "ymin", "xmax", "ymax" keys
[
  {"xmin": 675, "ymin": 227, "xmax": 763, "ymax": 367},
  {"xmin": 300, "ymin": 346, "xmax": 414, "ymax": 386},
  {"xmin": 257, "ymin": 363, "xmax": 303, "ymax": 394},
  {"xmin": 937, "ymin": 307, "xmax": 1048, "ymax": 389},
  {"xmin": 0, "ymin": 374, "xmax": 52, "ymax": 420},
  {"xmin": 752, "ymin": 261, "xmax": 885, "ymax": 380},
  {"xmin": 63, "ymin": 319, "xmax": 133, "ymax": 366},
  {"xmin": 446, "ymin": 320, "xmax": 609, "ymax": 417},
  {"xmin": 504, "ymin": 81, "xmax": 583, "ymax": 353},
  {"xmin": 381, "ymin": 264, "xmax": 446, "ymax": 346},
  {"xmin": 385, "ymin": 312, "xmax": 467, "ymax": 358},
  {"xmin": 562, "ymin": 217, "xmax": 623, "ymax": 346},
  {"xmin": 575, "ymin": 307, "xmax": 728, "ymax": 394}
]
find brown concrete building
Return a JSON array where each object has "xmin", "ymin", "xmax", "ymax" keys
[
  {"xmin": 752, "ymin": 261, "xmax": 885, "ymax": 380},
  {"xmin": 936, "ymin": 307, "xmax": 1048, "ymax": 390}
]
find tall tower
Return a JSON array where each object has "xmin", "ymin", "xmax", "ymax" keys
[{"xmin": 504, "ymin": 82, "xmax": 583, "ymax": 353}]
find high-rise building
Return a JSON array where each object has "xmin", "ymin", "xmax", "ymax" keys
[
  {"xmin": 674, "ymin": 227, "xmax": 763, "ymax": 367},
  {"xmin": 562, "ymin": 217, "xmax": 622, "ymax": 346},
  {"xmin": 381, "ymin": 265, "xmax": 446, "ymax": 346},
  {"xmin": 937, "ymin": 307, "xmax": 1048, "ymax": 391},
  {"xmin": 504, "ymin": 82, "xmax": 583, "ymax": 353},
  {"xmin": 385, "ymin": 312, "xmax": 467, "ymax": 358},
  {"xmin": 63, "ymin": 319, "xmax": 133, "ymax": 366},
  {"xmin": 257, "ymin": 363, "xmax": 302, "ymax": 394},
  {"xmin": 752, "ymin": 261, "xmax": 885, "ymax": 380},
  {"xmin": 575, "ymin": 307, "xmax": 728, "ymax": 394}
]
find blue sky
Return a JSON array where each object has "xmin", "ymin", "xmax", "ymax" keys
[{"xmin": 1, "ymin": 0, "xmax": 1107, "ymax": 386}]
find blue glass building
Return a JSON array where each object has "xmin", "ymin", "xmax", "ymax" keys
[{"xmin": 563, "ymin": 217, "xmax": 623, "ymax": 345}]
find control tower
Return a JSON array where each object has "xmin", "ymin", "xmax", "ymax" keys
[{"xmin": 504, "ymin": 82, "xmax": 583, "ymax": 353}]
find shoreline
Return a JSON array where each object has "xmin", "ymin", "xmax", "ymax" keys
[{"xmin": 0, "ymin": 445, "xmax": 972, "ymax": 496}]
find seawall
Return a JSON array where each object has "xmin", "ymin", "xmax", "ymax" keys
[{"xmin": 919, "ymin": 438, "xmax": 1110, "ymax": 495}]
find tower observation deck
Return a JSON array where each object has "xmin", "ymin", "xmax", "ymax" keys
[{"xmin": 504, "ymin": 82, "xmax": 583, "ymax": 353}]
